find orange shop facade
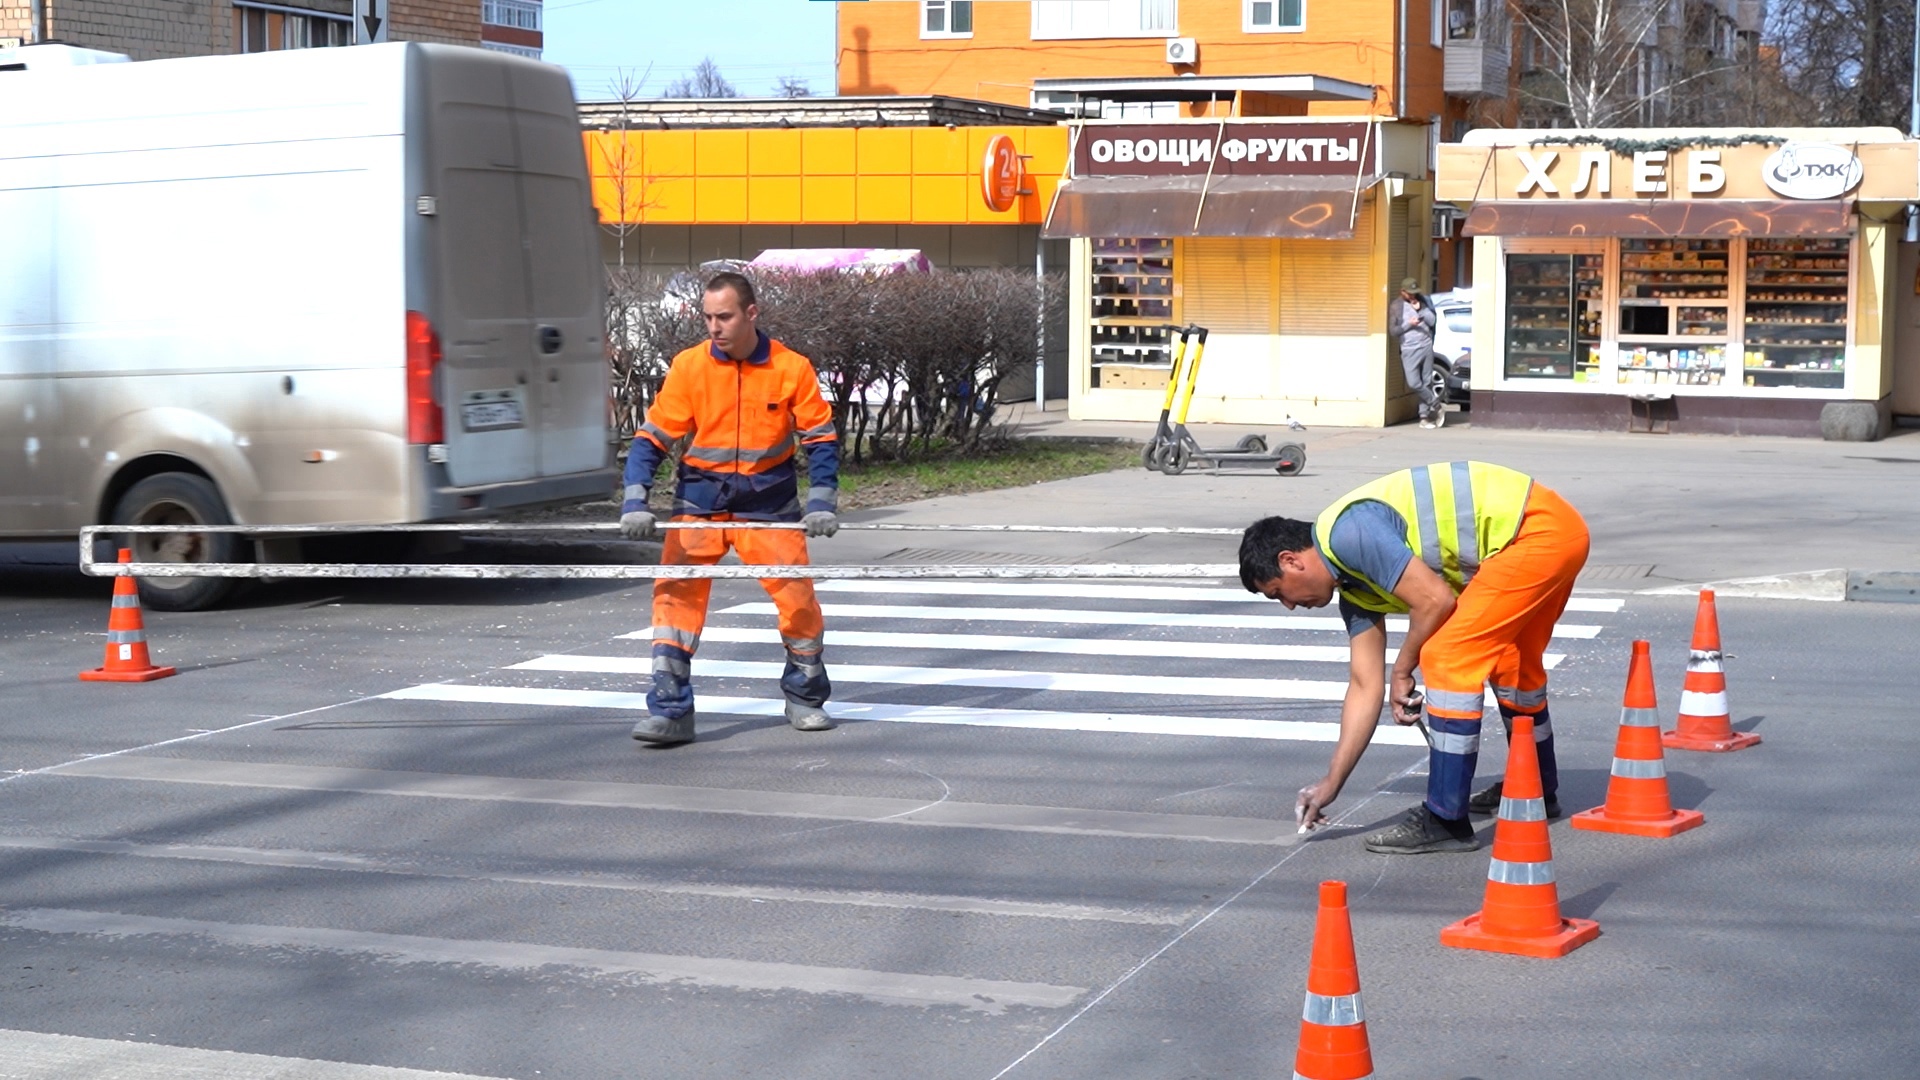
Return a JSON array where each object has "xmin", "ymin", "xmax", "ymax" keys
[
  {"xmin": 1041, "ymin": 118, "xmax": 1437, "ymax": 428},
  {"xmin": 1437, "ymin": 128, "xmax": 1920, "ymax": 438}
]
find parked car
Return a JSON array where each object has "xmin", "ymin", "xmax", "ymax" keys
[
  {"xmin": 0, "ymin": 41, "xmax": 615, "ymax": 610},
  {"xmin": 1429, "ymin": 289, "xmax": 1473, "ymax": 408}
]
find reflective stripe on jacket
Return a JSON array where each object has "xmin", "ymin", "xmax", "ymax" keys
[
  {"xmin": 1313, "ymin": 461, "xmax": 1533, "ymax": 614},
  {"xmin": 621, "ymin": 332, "xmax": 840, "ymax": 522}
]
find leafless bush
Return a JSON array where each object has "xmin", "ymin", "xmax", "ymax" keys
[{"xmin": 605, "ymin": 266, "xmax": 1066, "ymax": 463}]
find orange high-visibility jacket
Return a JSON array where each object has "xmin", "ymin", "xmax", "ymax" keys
[{"xmin": 622, "ymin": 332, "xmax": 839, "ymax": 521}]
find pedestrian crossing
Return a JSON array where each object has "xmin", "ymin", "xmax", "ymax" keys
[
  {"xmin": 388, "ymin": 578, "xmax": 1623, "ymax": 747},
  {"xmin": 0, "ymin": 576, "xmax": 1636, "ymax": 1070}
]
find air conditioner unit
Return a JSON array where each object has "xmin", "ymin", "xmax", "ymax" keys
[{"xmin": 1164, "ymin": 37, "xmax": 1197, "ymax": 65}]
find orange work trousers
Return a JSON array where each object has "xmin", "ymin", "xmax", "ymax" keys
[
  {"xmin": 1417, "ymin": 483, "xmax": 1589, "ymax": 819},
  {"xmin": 646, "ymin": 515, "xmax": 828, "ymax": 720}
]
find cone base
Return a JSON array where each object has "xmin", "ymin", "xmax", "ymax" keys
[
  {"xmin": 1662, "ymin": 728, "xmax": 1760, "ymax": 753},
  {"xmin": 1440, "ymin": 912, "xmax": 1599, "ymax": 959},
  {"xmin": 1569, "ymin": 806, "xmax": 1704, "ymax": 838},
  {"xmin": 80, "ymin": 665, "xmax": 176, "ymax": 683}
]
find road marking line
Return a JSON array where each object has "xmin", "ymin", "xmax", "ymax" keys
[
  {"xmin": 0, "ymin": 907, "xmax": 1086, "ymax": 1013},
  {"xmin": 384, "ymin": 683, "xmax": 1429, "ymax": 746},
  {"xmin": 0, "ymin": 1026, "xmax": 506, "ymax": 1079},
  {"xmin": 810, "ymin": 579, "xmax": 1627, "ymax": 613},
  {"xmin": 42, "ymin": 756, "xmax": 1310, "ymax": 844},
  {"xmin": 518, "ymin": 655, "xmax": 1353, "ymax": 701},
  {"xmin": 0, "ymin": 836, "xmax": 1183, "ymax": 925},
  {"xmin": 715, "ymin": 602, "xmax": 1604, "ymax": 639},
  {"xmin": 617, "ymin": 626, "xmax": 1564, "ymax": 669}
]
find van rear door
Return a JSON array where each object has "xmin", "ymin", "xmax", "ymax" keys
[{"xmin": 414, "ymin": 47, "xmax": 604, "ymax": 489}]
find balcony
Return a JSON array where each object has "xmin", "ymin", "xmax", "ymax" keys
[{"xmin": 1442, "ymin": 8, "xmax": 1510, "ymax": 99}]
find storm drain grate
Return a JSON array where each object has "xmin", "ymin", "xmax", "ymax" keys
[
  {"xmin": 1578, "ymin": 563, "xmax": 1655, "ymax": 582},
  {"xmin": 880, "ymin": 547, "xmax": 1093, "ymax": 566}
]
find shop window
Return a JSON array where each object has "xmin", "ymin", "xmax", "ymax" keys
[
  {"xmin": 1035, "ymin": 0, "xmax": 1177, "ymax": 39},
  {"xmin": 1089, "ymin": 238, "xmax": 1176, "ymax": 388},
  {"xmin": 1504, "ymin": 253, "xmax": 1603, "ymax": 380},
  {"xmin": 923, "ymin": 0, "xmax": 973, "ymax": 38},
  {"xmin": 1741, "ymin": 238, "xmax": 1848, "ymax": 388},
  {"xmin": 235, "ymin": 2, "xmax": 350, "ymax": 52},
  {"xmin": 1246, "ymin": 0, "xmax": 1305, "ymax": 33}
]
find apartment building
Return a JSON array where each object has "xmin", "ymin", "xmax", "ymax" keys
[
  {"xmin": 1513, "ymin": 0, "xmax": 1766, "ymax": 127},
  {"xmin": 835, "ymin": 0, "xmax": 1505, "ymax": 426},
  {"xmin": 0, "ymin": 0, "xmax": 541, "ymax": 59}
]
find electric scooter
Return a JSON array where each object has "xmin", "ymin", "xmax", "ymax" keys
[{"xmin": 1149, "ymin": 324, "xmax": 1307, "ymax": 477}]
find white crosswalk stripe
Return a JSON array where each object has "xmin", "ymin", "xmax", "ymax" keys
[{"xmin": 375, "ymin": 579, "xmax": 1620, "ymax": 744}]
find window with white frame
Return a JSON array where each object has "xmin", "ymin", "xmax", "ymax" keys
[
  {"xmin": 234, "ymin": 2, "xmax": 350, "ymax": 53},
  {"xmin": 923, "ymin": 0, "xmax": 973, "ymax": 37},
  {"xmin": 482, "ymin": 41, "xmax": 542, "ymax": 60},
  {"xmin": 482, "ymin": 0, "xmax": 542, "ymax": 32},
  {"xmin": 1245, "ymin": 0, "xmax": 1303, "ymax": 33},
  {"xmin": 1445, "ymin": 0, "xmax": 1476, "ymax": 40},
  {"xmin": 1033, "ymin": 0, "xmax": 1176, "ymax": 40}
]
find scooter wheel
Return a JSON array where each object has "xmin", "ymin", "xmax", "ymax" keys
[
  {"xmin": 1234, "ymin": 434, "xmax": 1268, "ymax": 453},
  {"xmin": 1274, "ymin": 443, "xmax": 1307, "ymax": 476},
  {"xmin": 1161, "ymin": 443, "xmax": 1192, "ymax": 476},
  {"xmin": 1141, "ymin": 441, "xmax": 1163, "ymax": 469}
]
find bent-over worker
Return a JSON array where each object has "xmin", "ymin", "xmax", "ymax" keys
[
  {"xmin": 619, "ymin": 272, "xmax": 841, "ymax": 746},
  {"xmin": 1239, "ymin": 461, "xmax": 1588, "ymax": 852}
]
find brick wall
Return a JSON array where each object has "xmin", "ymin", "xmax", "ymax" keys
[
  {"xmin": 45, "ymin": 0, "xmax": 230, "ymax": 59},
  {"xmin": 2, "ymin": 2, "xmax": 34, "ymax": 46},
  {"xmin": 389, "ymin": 0, "xmax": 479, "ymax": 46},
  {"xmin": 32, "ymin": 1, "xmax": 478, "ymax": 60}
]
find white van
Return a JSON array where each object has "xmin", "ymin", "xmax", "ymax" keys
[{"xmin": 0, "ymin": 41, "xmax": 614, "ymax": 609}]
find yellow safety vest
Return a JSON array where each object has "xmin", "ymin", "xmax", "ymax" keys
[{"xmin": 1313, "ymin": 461, "xmax": 1534, "ymax": 614}]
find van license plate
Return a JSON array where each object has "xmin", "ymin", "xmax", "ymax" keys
[{"xmin": 461, "ymin": 398, "xmax": 525, "ymax": 432}]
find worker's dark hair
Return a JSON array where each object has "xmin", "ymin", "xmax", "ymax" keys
[
  {"xmin": 704, "ymin": 271, "xmax": 757, "ymax": 309},
  {"xmin": 1239, "ymin": 515, "xmax": 1315, "ymax": 593}
]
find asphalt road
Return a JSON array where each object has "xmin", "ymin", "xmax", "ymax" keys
[{"xmin": 1, "ymin": 547, "xmax": 1915, "ymax": 1078}]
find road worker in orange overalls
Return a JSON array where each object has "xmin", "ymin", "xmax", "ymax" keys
[
  {"xmin": 619, "ymin": 272, "xmax": 841, "ymax": 747},
  {"xmin": 1238, "ymin": 462, "xmax": 1589, "ymax": 852}
]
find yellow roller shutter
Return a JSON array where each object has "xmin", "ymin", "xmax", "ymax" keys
[
  {"xmin": 1180, "ymin": 237, "xmax": 1277, "ymax": 335},
  {"xmin": 1278, "ymin": 199, "xmax": 1375, "ymax": 336}
]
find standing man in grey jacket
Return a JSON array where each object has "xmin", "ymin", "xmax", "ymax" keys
[{"xmin": 1389, "ymin": 277, "xmax": 1442, "ymax": 429}]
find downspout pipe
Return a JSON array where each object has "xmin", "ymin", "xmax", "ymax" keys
[
  {"xmin": 1907, "ymin": 8, "xmax": 1919, "ymax": 242},
  {"xmin": 31, "ymin": 0, "xmax": 47, "ymax": 43}
]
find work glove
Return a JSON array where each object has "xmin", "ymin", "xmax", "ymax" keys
[
  {"xmin": 801, "ymin": 510, "xmax": 839, "ymax": 538},
  {"xmin": 619, "ymin": 509, "xmax": 657, "ymax": 541}
]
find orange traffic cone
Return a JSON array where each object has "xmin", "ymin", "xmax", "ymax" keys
[
  {"xmin": 1572, "ymin": 641, "xmax": 1704, "ymax": 838},
  {"xmin": 1663, "ymin": 589, "xmax": 1760, "ymax": 752},
  {"xmin": 1293, "ymin": 880, "xmax": 1374, "ymax": 1080},
  {"xmin": 79, "ymin": 549, "xmax": 176, "ymax": 683},
  {"xmin": 1440, "ymin": 714, "xmax": 1598, "ymax": 958}
]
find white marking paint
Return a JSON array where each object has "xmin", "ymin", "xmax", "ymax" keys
[
  {"xmin": 714, "ymin": 602, "xmax": 1603, "ymax": 639},
  {"xmin": 619, "ymin": 626, "xmax": 1563, "ymax": 670},
  {"xmin": 47, "ymin": 756, "xmax": 1312, "ymax": 843},
  {"xmin": 0, "ymin": 836, "xmax": 1178, "ymax": 925},
  {"xmin": 0, "ymin": 1026, "xmax": 507, "ymax": 1079},
  {"xmin": 516, "ymin": 654, "xmax": 1352, "ymax": 702},
  {"xmin": 0, "ymin": 907, "xmax": 1085, "ymax": 1012},
  {"xmin": 810, "ymin": 578, "xmax": 1626, "ymax": 613},
  {"xmin": 385, "ymin": 682, "xmax": 1428, "ymax": 746}
]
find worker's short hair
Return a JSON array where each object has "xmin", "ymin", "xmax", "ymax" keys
[
  {"xmin": 1239, "ymin": 515, "xmax": 1315, "ymax": 592},
  {"xmin": 704, "ymin": 271, "xmax": 757, "ymax": 310}
]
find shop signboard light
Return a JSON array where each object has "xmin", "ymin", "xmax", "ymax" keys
[
  {"xmin": 982, "ymin": 134, "xmax": 1024, "ymax": 213},
  {"xmin": 1762, "ymin": 142, "xmax": 1864, "ymax": 200}
]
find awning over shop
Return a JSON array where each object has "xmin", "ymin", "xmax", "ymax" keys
[
  {"xmin": 1043, "ymin": 175, "xmax": 1379, "ymax": 239},
  {"xmin": 1461, "ymin": 200, "xmax": 1855, "ymax": 238}
]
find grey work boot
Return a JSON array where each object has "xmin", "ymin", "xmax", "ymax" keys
[
  {"xmin": 784, "ymin": 701, "xmax": 834, "ymax": 732},
  {"xmin": 1362, "ymin": 804, "xmax": 1480, "ymax": 854},
  {"xmin": 631, "ymin": 712, "xmax": 695, "ymax": 746}
]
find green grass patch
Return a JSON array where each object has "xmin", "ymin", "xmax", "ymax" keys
[{"xmin": 834, "ymin": 440, "xmax": 1138, "ymax": 509}]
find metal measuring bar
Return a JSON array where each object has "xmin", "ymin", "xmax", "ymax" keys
[{"xmin": 77, "ymin": 523, "xmax": 1245, "ymax": 580}]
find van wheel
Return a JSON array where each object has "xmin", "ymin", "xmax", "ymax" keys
[{"xmin": 111, "ymin": 473, "xmax": 243, "ymax": 612}]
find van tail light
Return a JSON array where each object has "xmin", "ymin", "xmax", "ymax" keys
[{"xmin": 405, "ymin": 310, "xmax": 445, "ymax": 445}]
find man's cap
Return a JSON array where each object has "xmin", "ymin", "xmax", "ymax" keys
[{"xmin": 1400, "ymin": 277, "xmax": 1421, "ymax": 292}]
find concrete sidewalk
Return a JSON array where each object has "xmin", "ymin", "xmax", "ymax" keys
[{"xmin": 825, "ymin": 399, "xmax": 1920, "ymax": 598}]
